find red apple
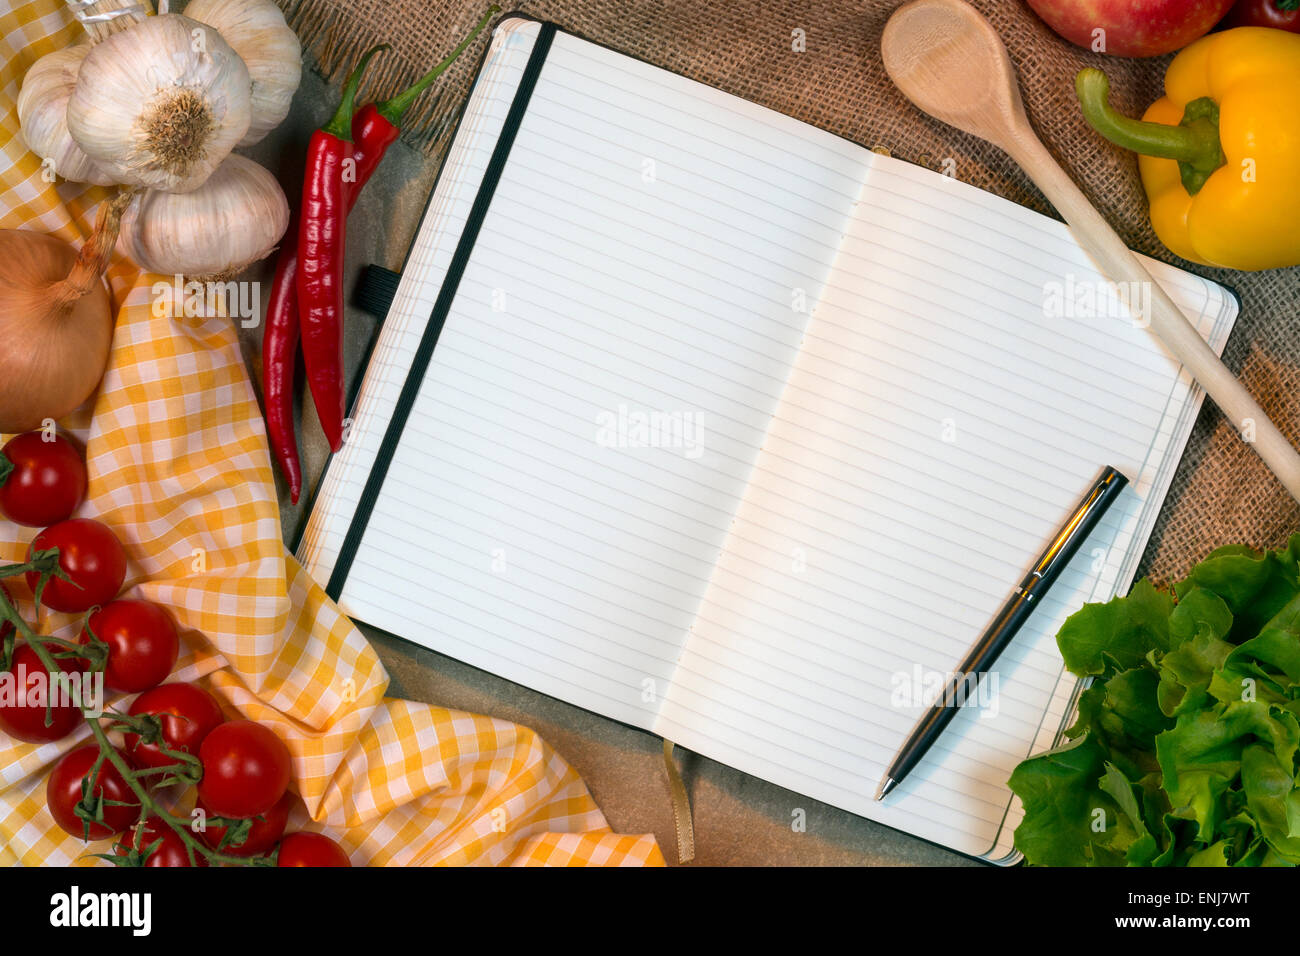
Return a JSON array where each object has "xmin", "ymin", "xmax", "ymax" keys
[{"xmin": 1025, "ymin": 0, "xmax": 1236, "ymax": 56}]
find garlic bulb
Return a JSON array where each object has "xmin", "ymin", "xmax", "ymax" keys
[
  {"xmin": 118, "ymin": 154, "xmax": 288, "ymax": 278},
  {"xmin": 17, "ymin": 46, "xmax": 115, "ymax": 186},
  {"xmin": 67, "ymin": 14, "xmax": 252, "ymax": 193},
  {"xmin": 184, "ymin": 0, "xmax": 302, "ymax": 146}
]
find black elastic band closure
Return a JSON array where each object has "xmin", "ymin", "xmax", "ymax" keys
[{"xmin": 326, "ymin": 22, "xmax": 556, "ymax": 601}]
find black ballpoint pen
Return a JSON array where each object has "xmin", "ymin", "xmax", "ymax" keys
[{"xmin": 874, "ymin": 465, "xmax": 1128, "ymax": 801}]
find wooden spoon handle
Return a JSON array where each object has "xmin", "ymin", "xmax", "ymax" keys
[{"xmin": 1007, "ymin": 133, "xmax": 1300, "ymax": 502}]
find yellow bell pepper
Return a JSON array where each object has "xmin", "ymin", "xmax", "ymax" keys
[{"xmin": 1076, "ymin": 27, "xmax": 1300, "ymax": 271}]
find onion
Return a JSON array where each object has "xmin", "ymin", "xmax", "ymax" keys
[{"xmin": 0, "ymin": 189, "xmax": 132, "ymax": 433}]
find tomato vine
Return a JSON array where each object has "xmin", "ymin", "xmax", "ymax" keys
[{"xmin": 0, "ymin": 555, "xmax": 276, "ymax": 866}]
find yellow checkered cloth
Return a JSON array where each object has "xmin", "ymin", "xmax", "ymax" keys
[{"xmin": 0, "ymin": 0, "xmax": 663, "ymax": 867}]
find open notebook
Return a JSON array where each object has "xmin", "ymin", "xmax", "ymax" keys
[{"xmin": 297, "ymin": 17, "xmax": 1238, "ymax": 863}]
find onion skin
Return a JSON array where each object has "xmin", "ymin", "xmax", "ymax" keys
[{"xmin": 0, "ymin": 190, "xmax": 131, "ymax": 433}]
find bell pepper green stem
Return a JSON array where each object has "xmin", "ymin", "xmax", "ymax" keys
[
  {"xmin": 1076, "ymin": 67, "xmax": 1225, "ymax": 196},
  {"xmin": 376, "ymin": 5, "xmax": 499, "ymax": 126},
  {"xmin": 322, "ymin": 44, "xmax": 391, "ymax": 141}
]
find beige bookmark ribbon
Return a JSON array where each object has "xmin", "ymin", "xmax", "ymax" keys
[{"xmin": 661, "ymin": 739, "xmax": 696, "ymax": 864}]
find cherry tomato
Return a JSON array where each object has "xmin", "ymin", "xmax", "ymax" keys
[
  {"xmin": 124, "ymin": 682, "xmax": 224, "ymax": 770},
  {"xmin": 197, "ymin": 720, "xmax": 291, "ymax": 818},
  {"xmin": 1219, "ymin": 0, "xmax": 1300, "ymax": 31},
  {"xmin": 47, "ymin": 744, "xmax": 140, "ymax": 839},
  {"xmin": 195, "ymin": 790, "xmax": 293, "ymax": 857},
  {"xmin": 80, "ymin": 599, "xmax": 178, "ymax": 693},
  {"xmin": 0, "ymin": 432, "xmax": 87, "ymax": 527},
  {"xmin": 25, "ymin": 519, "xmax": 126, "ymax": 614},
  {"xmin": 277, "ymin": 831, "xmax": 351, "ymax": 867},
  {"xmin": 115, "ymin": 816, "xmax": 206, "ymax": 867},
  {"xmin": 0, "ymin": 643, "xmax": 85, "ymax": 743}
]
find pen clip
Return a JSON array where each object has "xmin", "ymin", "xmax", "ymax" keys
[{"xmin": 1026, "ymin": 468, "xmax": 1126, "ymax": 586}]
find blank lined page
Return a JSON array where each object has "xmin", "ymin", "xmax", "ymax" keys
[
  {"xmin": 652, "ymin": 154, "xmax": 1236, "ymax": 858},
  {"xmin": 326, "ymin": 25, "xmax": 875, "ymax": 729}
]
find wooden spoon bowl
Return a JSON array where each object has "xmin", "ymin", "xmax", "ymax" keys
[
  {"xmin": 881, "ymin": 0, "xmax": 1026, "ymax": 150},
  {"xmin": 880, "ymin": 0, "xmax": 1300, "ymax": 502}
]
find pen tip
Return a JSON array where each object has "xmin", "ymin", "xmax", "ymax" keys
[{"xmin": 874, "ymin": 776, "xmax": 895, "ymax": 801}]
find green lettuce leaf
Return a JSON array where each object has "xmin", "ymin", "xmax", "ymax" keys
[
  {"xmin": 1008, "ymin": 734, "xmax": 1116, "ymax": 866},
  {"xmin": 1175, "ymin": 540, "xmax": 1300, "ymax": 641},
  {"xmin": 1226, "ymin": 589, "xmax": 1300, "ymax": 684},
  {"xmin": 1240, "ymin": 742, "xmax": 1300, "ymax": 863},
  {"xmin": 1167, "ymin": 587, "xmax": 1234, "ymax": 649},
  {"xmin": 1056, "ymin": 578, "xmax": 1172, "ymax": 678},
  {"xmin": 1156, "ymin": 701, "xmax": 1299, "ymax": 844},
  {"xmin": 1097, "ymin": 761, "xmax": 1158, "ymax": 865},
  {"xmin": 1187, "ymin": 840, "xmax": 1230, "ymax": 866},
  {"xmin": 1011, "ymin": 535, "xmax": 1300, "ymax": 866},
  {"xmin": 1157, "ymin": 628, "xmax": 1233, "ymax": 717}
]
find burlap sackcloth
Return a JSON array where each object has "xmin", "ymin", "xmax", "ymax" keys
[{"xmin": 276, "ymin": 0, "xmax": 1300, "ymax": 584}]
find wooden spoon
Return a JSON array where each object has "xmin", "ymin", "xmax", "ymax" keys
[{"xmin": 881, "ymin": 0, "xmax": 1300, "ymax": 503}]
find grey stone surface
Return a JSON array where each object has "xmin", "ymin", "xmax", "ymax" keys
[{"xmin": 239, "ymin": 69, "xmax": 980, "ymax": 867}]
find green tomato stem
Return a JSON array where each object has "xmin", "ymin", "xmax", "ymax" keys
[
  {"xmin": 85, "ymin": 715, "xmax": 265, "ymax": 867},
  {"xmin": 0, "ymin": 550, "xmax": 62, "ymax": 581}
]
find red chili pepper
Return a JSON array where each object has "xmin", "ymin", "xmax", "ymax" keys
[
  {"xmin": 262, "ymin": 222, "xmax": 304, "ymax": 502},
  {"xmin": 263, "ymin": 124, "xmax": 385, "ymax": 502},
  {"xmin": 264, "ymin": 8, "xmax": 498, "ymax": 493},
  {"xmin": 296, "ymin": 43, "xmax": 388, "ymax": 453}
]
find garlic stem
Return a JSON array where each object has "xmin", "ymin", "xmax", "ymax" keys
[{"xmin": 66, "ymin": 0, "xmax": 154, "ymax": 44}]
